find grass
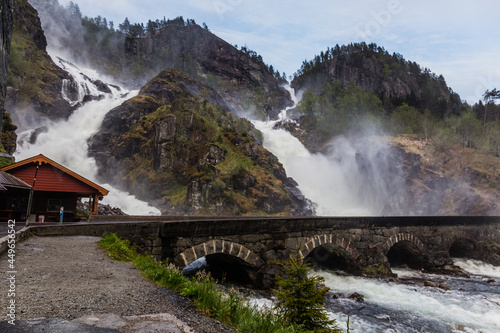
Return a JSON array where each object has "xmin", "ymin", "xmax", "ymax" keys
[{"xmin": 98, "ymin": 232, "xmax": 309, "ymax": 332}]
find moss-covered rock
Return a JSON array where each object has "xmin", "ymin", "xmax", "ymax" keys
[
  {"xmin": 90, "ymin": 69, "xmax": 312, "ymax": 216},
  {"xmin": 6, "ymin": 0, "xmax": 72, "ymax": 120}
]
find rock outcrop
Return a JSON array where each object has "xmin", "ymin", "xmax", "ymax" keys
[
  {"xmin": 5, "ymin": 0, "xmax": 80, "ymax": 122},
  {"xmin": 89, "ymin": 69, "xmax": 312, "ymax": 216},
  {"xmin": 390, "ymin": 136, "xmax": 500, "ymax": 216},
  {"xmin": 0, "ymin": 0, "xmax": 13, "ymax": 116},
  {"xmin": 0, "ymin": 0, "xmax": 14, "ymax": 156},
  {"xmin": 123, "ymin": 21, "xmax": 292, "ymax": 120}
]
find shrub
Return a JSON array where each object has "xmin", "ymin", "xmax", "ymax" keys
[{"xmin": 273, "ymin": 253, "xmax": 341, "ymax": 333}]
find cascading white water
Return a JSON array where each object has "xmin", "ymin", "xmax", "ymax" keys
[
  {"xmin": 15, "ymin": 57, "xmax": 160, "ymax": 215},
  {"xmin": 252, "ymin": 86, "xmax": 399, "ymax": 216},
  {"xmin": 250, "ymin": 264, "xmax": 500, "ymax": 333},
  {"xmin": 452, "ymin": 258, "xmax": 500, "ymax": 279},
  {"xmin": 322, "ymin": 268, "xmax": 500, "ymax": 333}
]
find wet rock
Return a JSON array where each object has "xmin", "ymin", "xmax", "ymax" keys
[
  {"xmin": 348, "ymin": 292, "xmax": 365, "ymax": 302},
  {"xmin": 438, "ymin": 283, "xmax": 450, "ymax": 291},
  {"xmin": 98, "ymin": 204, "xmax": 127, "ymax": 216},
  {"xmin": 424, "ymin": 281, "xmax": 438, "ymax": 288},
  {"xmin": 93, "ymin": 80, "xmax": 112, "ymax": 94},
  {"xmin": 29, "ymin": 126, "xmax": 49, "ymax": 144}
]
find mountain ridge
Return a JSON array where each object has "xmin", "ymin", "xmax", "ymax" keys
[{"xmin": 3, "ymin": 0, "xmax": 500, "ymax": 216}]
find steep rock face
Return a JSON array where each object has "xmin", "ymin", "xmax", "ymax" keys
[
  {"xmin": 382, "ymin": 136, "xmax": 500, "ymax": 216},
  {"xmin": 5, "ymin": 0, "xmax": 73, "ymax": 121},
  {"xmin": 124, "ymin": 22, "xmax": 292, "ymax": 119},
  {"xmin": 0, "ymin": 0, "xmax": 14, "ymax": 159},
  {"xmin": 89, "ymin": 69, "xmax": 312, "ymax": 216},
  {"xmin": 0, "ymin": 0, "xmax": 13, "ymax": 115}
]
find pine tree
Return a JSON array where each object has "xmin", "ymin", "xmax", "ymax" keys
[{"xmin": 273, "ymin": 253, "xmax": 341, "ymax": 333}]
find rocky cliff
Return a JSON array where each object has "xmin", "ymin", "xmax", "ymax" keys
[
  {"xmin": 390, "ymin": 136, "xmax": 500, "ymax": 216},
  {"xmin": 123, "ymin": 21, "xmax": 291, "ymax": 120},
  {"xmin": 89, "ymin": 69, "xmax": 312, "ymax": 216},
  {"xmin": 0, "ymin": 0, "xmax": 13, "ymax": 115},
  {"xmin": 5, "ymin": 0, "xmax": 75, "ymax": 122},
  {"xmin": 25, "ymin": 1, "xmax": 293, "ymax": 120},
  {"xmin": 0, "ymin": 0, "xmax": 14, "ymax": 158}
]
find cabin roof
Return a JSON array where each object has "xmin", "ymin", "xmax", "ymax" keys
[
  {"xmin": 0, "ymin": 170, "xmax": 32, "ymax": 191},
  {"xmin": 1, "ymin": 154, "xmax": 109, "ymax": 196}
]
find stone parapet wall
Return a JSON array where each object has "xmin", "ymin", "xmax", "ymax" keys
[{"xmin": 0, "ymin": 222, "xmax": 163, "ymax": 258}]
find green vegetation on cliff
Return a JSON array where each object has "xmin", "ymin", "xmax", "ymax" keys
[
  {"xmin": 90, "ymin": 69, "xmax": 308, "ymax": 216},
  {"xmin": 0, "ymin": 111, "xmax": 17, "ymax": 160},
  {"xmin": 7, "ymin": 0, "xmax": 71, "ymax": 119},
  {"xmin": 290, "ymin": 42, "xmax": 500, "ymax": 157}
]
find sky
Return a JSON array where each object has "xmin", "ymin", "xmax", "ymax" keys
[{"xmin": 57, "ymin": 0, "xmax": 500, "ymax": 104}]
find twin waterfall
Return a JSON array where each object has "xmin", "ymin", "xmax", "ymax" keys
[{"xmin": 14, "ymin": 54, "xmax": 500, "ymax": 332}]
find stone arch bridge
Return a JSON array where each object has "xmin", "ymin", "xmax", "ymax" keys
[
  {"xmin": 158, "ymin": 216, "xmax": 499, "ymax": 286},
  {"xmin": 22, "ymin": 215, "xmax": 499, "ymax": 287}
]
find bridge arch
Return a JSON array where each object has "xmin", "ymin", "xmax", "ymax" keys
[
  {"xmin": 383, "ymin": 232, "xmax": 430, "ymax": 269},
  {"xmin": 176, "ymin": 239, "xmax": 265, "ymax": 269},
  {"xmin": 446, "ymin": 230, "xmax": 480, "ymax": 259},
  {"xmin": 382, "ymin": 232, "xmax": 426, "ymax": 255},
  {"xmin": 445, "ymin": 230, "xmax": 480, "ymax": 250},
  {"xmin": 300, "ymin": 234, "xmax": 359, "ymax": 260}
]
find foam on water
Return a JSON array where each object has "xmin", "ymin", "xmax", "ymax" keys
[
  {"xmin": 453, "ymin": 258, "xmax": 500, "ymax": 279},
  {"xmin": 320, "ymin": 269, "xmax": 500, "ymax": 332}
]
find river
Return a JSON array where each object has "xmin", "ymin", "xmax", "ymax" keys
[{"xmin": 248, "ymin": 259, "xmax": 500, "ymax": 333}]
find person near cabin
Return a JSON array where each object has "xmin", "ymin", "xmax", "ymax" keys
[{"xmin": 59, "ymin": 206, "xmax": 64, "ymax": 223}]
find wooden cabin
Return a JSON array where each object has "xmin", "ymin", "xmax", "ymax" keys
[
  {"xmin": 1, "ymin": 154, "xmax": 109, "ymax": 222},
  {"xmin": 0, "ymin": 170, "xmax": 32, "ymax": 221}
]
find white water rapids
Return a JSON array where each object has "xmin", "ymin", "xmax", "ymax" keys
[{"xmin": 249, "ymin": 261, "xmax": 500, "ymax": 333}]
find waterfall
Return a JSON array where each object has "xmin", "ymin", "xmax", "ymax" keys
[
  {"xmin": 252, "ymin": 86, "xmax": 402, "ymax": 216},
  {"xmin": 249, "ymin": 87, "xmax": 500, "ymax": 332},
  {"xmin": 15, "ymin": 55, "xmax": 160, "ymax": 215}
]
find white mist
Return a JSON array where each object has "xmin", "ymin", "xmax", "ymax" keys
[
  {"xmin": 15, "ymin": 57, "xmax": 160, "ymax": 215},
  {"xmin": 252, "ymin": 86, "xmax": 397, "ymax": 216}
]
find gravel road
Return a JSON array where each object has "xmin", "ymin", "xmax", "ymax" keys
[{"xmin": 0, "ymin": 235, "xmax": 235, "ymax": 332}]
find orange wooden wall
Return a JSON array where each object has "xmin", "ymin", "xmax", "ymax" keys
[{"xmin": 8, "ymin": 163, "xmax": 97, "ymax": 194}]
